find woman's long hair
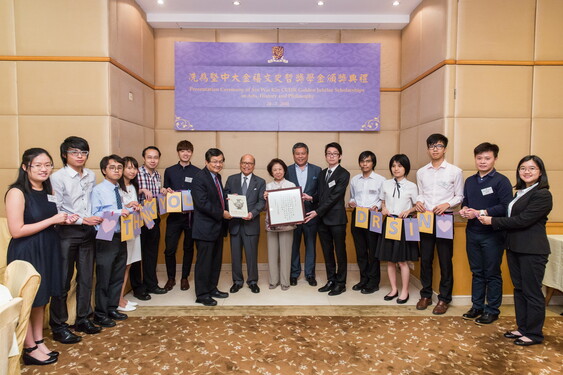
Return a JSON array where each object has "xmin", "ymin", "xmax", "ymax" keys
[
  {"xmin": 6, "ymin": 148, "xmax": 54, "ymax": 199},
  {"xmin": 119, "ymin": 156, "xmax": 140, "ymax": 195}
]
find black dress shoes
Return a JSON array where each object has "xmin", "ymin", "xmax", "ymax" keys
[
  {"xmin": 384, "ymin": 292, "xmax": 399, "ymax": 301},
  {"xmin": 318, "ymin": 281, "xmax": 335, "ymax": 293},
  {"xmin": 514, "ymin": 338, "xmax": 541, "ymax": 346},
  {"xmin": 475, "ymin": 313, "xmax": 498, "ymax": 325},
  {"xmin": 397, "ymin": 294, "xmax": 409, "ymax": 304},
  {"xmin": 35, "ymin": 339, "xmax": 59, "ymax": 357},
  {"xmin": 108, "ymin": 310, "xmax": 128, "ymax": 321},
  {"xmin": 306, "ymin": 276, "xmax": 317, "ymax": 286},
  {"xmin": 196, "ymin": 297, "xmax": 217, "ymax": 306},
  {"xmin": 93, "ymin": 316, "xmax": 116, "ymax": 328},
  {"xmin": 133, "ymin": 292, "xmax": 151, "ymax": 301},
  {"xmin": 328, "ymin": 284, "xmax": 346, "ymax": 296},
  {"xmin": 249, "ymin": 284, "xmax": 260, "ymax": 293},
  {"xmin": 352, "ymin": 282, "xmax": 365, "ymax": 291},
  {"xmin": 290, "ymin": 277, "xmax": 298, "ymax": 286},
  {"xmin": 52, "ymin": 327, "xmax": 82, "ymax": 344},
  {"xmin": 230, "ymin": 284, "xmax": 242, "ymax": 293},
  {"xmin": 147, "ymin": 286, "xmax": 168, "ymax": 294},
  {"xmin": 211, "ymin": 290, "xmax": 229, "ymax": 298},
  {"xmin": 23, "ymin": 346, "xmax": 58, "ymax": 366},
  {"xmin": 74, "ymin": 319, "xmax": 102, "ymax": 334},
  {"xmin": 361, "ymin": 286, "xmax": 379, "ymax": 294},
  {"xmin": 503, "ymin": 331, "xmax": 523, "ymax": 339},
  {"xmin": 462, "ymin": 308, "xmax": 483, "ymax": 320}
]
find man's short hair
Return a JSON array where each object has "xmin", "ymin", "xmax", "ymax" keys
[
  {"xmin": 100, "ymin": 154, "xmax": 124, "ymax": 176},
  {"xmin": 358, "ymin": 151, "xmax": 376, "ymax": 170},
  {"xmin": 292, "ymin": 142, "xmax": 309, "ymax": 154},
  {"xmin": 177, "ymin": 140, "xmax": 194, "ymax": 152},
  {"xmin": 60, "ymin": 136, "xmax": 90, "ymax": 165},
  {"xmin": 473, "ymin": 142, "xmax": 499, "ymax": 158},
  {"xmin": 324, "ymin": 142, "xmax": 342, "ymax": 155},
  {"xmin": 205, "ymin": 148, "xmax": 224, "ymax": 162},
  {"xmin": 426, "ymin": 133, "xmax": 448, "ymax": 148},
  {"xmin": 142, "ymin": 146, "xmax": 161, "ymax": 158}
]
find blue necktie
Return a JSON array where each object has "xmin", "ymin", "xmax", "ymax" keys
[{"xmin": 114, "ymin": 186, "xmax": 123, "ymax": 209}]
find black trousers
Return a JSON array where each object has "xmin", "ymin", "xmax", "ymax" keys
[
  {"xmin": 94, "ymin": 233, "xmax": 127, "ymax": 319},
  {"xmin": 419, "ymin": 231, "xmax": 454, "ymax": 303},
  {"xmin": 318, "ymin": 222, "xmax": 347, "ymax": 286},
  {"xmin": 194, "ymin": 237, "xmax": 224, "ymax": 299},
  {"xmin": 50, "ymin": 225, "xmax": 96, "ymax": 331},
  {"xmin": 164, "ymin": 213, "xmax": 194, "ymax": 280},
  {"xmin": 350, "ymin": 210, "xmax": 380, "ymax": 289},
  {"xmin": 507, "ymin": 250, "xmax": 548, "ymax": 342},
  {"xmin": 130, "ymin": 218, "xmax": 161, "ymax": 294}
]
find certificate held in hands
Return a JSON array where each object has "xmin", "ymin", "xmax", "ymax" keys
[
  {"xmin": 267, "ymin": 187, "xmax": 305, "ymax": 226},
  {"xmin": 227, "ymin": 194, "xmax": 248, "ymax": 218}
]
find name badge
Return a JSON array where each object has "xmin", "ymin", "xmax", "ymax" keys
[
  {"xmin": 47, "ymin": 194, "xmax": 57, "ymax": 203},
  {"xmin": 185, "ymin": 177, "xmax": 193, "ymax": 183},
  {"xmin": 328, "ymin": 180, "xmax": 336, "ymax": 188},
  {"xmin": 481, "ymin": 187, "xmax": 493, "ymax": 196},
  {"xmin": 369, "ymin": 189, "xmax": 378, "ymax": 195}
]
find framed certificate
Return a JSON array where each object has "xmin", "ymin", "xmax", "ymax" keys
[
  {"xmin": 227, "ymin": 194, "xmax": 248, "ymax": 218},
  {"xmin": 267, "ymin": 187, "xmax": 305, "ymax": 226}
]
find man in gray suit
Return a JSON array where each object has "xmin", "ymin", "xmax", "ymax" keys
[
  {"xmin": 224, "ymin": 154, "xmax": 266, "ymax": 294},
  {"xmin": 286, "ymin": 142, "xmax": 321, "ymax": 287}
]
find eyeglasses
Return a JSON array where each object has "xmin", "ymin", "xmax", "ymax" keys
[
  {"xmin": 325, "ymin": 152, "xmax": 340, "ymax": 157},
  {"xmin": 209, "ymin": 160, "xmax": 224, "ymax": 165},
  {"xmin": 241, "ymin": 162, "xmax": 255, "ymax": 166},
  {"xmin": 29, "ymin": 164, "xmax": 54, "ymax": 170},
  {"xmin": 428, "ymin": 144, "xmax": 445, "ymax": 150},
  {"xmin": 519, "ymin": 166, "xmax": 538, "ymax": 172},
  {"xmin": 107, "ymin": 165, "xmax": 123, "ymax": 171},
  {"xmin": 67, "ymin": 150, "xmax": 89, "ymax": 157}
]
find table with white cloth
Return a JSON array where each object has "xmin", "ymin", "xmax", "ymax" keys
[
  {"xmin": 545, "ymin": 235, "xmax": 563, "ymax": 306},
  {"xmin": 0, "ymin": 284, "xmax": 20, "ymax": 375}
]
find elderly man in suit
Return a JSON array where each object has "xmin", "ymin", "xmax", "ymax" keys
[
  {"xmin": 224, "ymin": 154, "xmax": 266, "ymax": 294},
  {"xmin": 286, "ymin": 142, "xmax": 321, "ymax": 287},
  {"xmin": 191, "ymin": 148, "xmax": 231, "ymax": 306},
  {"xmin": 305, "ymin": 142, "xmax": 350, "ymax": 296}
]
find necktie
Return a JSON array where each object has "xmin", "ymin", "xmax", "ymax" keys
[
  {"xmin": 114, "ymin": 186, "xmax": 123, "ymax": 209},
  {"xmin": 326, "ymin": 169, "xmax": 332, "ymax": 182},
  {"xmin": 392, "ymin": 178, "xmax": 401, "ymax": 199},
  {"xmin": 242, "ymin": 176, "xmax": 248, "ymax": 195},
  {"xmin": 214, "ymin": 175, "xmax": 225, "ymax": 210}
]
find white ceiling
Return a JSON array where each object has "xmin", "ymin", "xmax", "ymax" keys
[{"xmin": 135, "ymin": 0, "xmax": 423, "ymax": 30}]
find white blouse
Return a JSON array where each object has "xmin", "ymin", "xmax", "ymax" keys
[{"xmin": 379, "ymin": 178, "xmax": 418, "ymax": 216}]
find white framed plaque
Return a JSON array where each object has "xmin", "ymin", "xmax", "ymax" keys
[
  {"xmin": 227, "ymin": 194, "xmax": 248, "ymax": 218},
  {"xmin": 267, "ymin": 187, "xmax": 305, "ymax": 226}
]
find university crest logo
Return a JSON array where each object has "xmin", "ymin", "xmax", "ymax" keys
[{"xmin": 268, "ymin": 46, "xmax": 288, "ymax": 63}]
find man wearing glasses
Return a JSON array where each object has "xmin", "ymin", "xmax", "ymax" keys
[
  {"xmin": 50, "ymin": 136, "xmax": 103, "ymax": 343},
  {"xmin": 414, "ymin": 133, "xmax": 463, "ymax": 314},
  {"xmin": 305, "ymin": 142, "xmax": 350, "ymax": 296},
  {"xmin": 191, "ymin": 148, "xmax": 231, "ymax": 306}
]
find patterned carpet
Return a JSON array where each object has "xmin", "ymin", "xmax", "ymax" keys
[{"xmin": 22, "ymin": 316, "xmax": 562, "ymax": 375}]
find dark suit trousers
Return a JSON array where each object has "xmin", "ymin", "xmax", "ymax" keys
[
  {"xmin": 318, "ymin": 222, "xmax": 347, "ymax": 286},
  {"xmin": 50, "ymin": 225, "xmax": 96, "ymax": 331},
  {"xmin": 290, "ymin": 221, "xmax": 318, "ymax": 278},
  {"xmin": 230, "ymin": 232, "xmax": 259, "ymax": 285},
  {"xmin": 164, "ymin": 213, "xmax": 194, "ymax": 280},
  {"xmin": 130, "ymin": 218, "xmax": 161, "ymax": 294},
  {"xmin": 507, "ymin": 250, "xmax": 548, "ymax": 342},
  {"xmin": 194, "ymin": 237, "xmax": 224, "ymax": 299},
  {"xmin": 350, "ymin": 211, "xmax": 380, "ymax": 288},
  {"xmin": 94, "ymin": 234, "xmax": 127, "ymax": 319},
  {"xmin": 419, "ymin": 231, "xmax": 454, "ymax": 303}
]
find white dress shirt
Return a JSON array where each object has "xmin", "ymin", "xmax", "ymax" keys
[
  {"xmin": 416, "ymin": 160, "xmax": 464, "ymax": 211},
  {"xmin": 379, "ymin": 178, "xmax": 418, "ymax": 216},
  {"xmin": 50, "ymin": 165, "xmax": 97, "ymax": 225},
  {"xmin": 349, "ymin": 171, "xmax": 386, "ymax": 209}
]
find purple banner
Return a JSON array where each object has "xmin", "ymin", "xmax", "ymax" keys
[
  {"xmin": 436, "ymin": 215, "xmax": 454, "ymax": 240},
  {"xmin": 369, "ymin": 211, "xmax": 383, "ymax": 234},
  {"xmin": 96, "ymin": 211, "xmax": 119, "ymax": 241},
  {"xmin": 175, "ymin": 42, "xmax": 380, "ymax": 131},
  {"xmin": 403, "ymin": 218, "xmax": 420, "ymax": 242}
]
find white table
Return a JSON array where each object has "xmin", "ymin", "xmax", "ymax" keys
[{"xmin": 545, "ymin": 235, "xmax": 563, "ymax": 305}]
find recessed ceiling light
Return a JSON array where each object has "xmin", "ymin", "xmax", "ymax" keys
[
  {"xmin": 157, "ymin": 0, "xmax": 164, "ymax": 5},
  {"xmin": 233, "ymin": 1, "xmax": 241, "ymax": 5},
  {"xmin": 393, "ymin": 1, "xmax": 400, "ymax": 6},
  {"xmin": 318, "ymin": 1, "xmax": 324, "ymax": 6}
]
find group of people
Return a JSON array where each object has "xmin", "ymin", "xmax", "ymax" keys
[{"xmin": 4, "ymin": 133, "xmax": 553, "ymax": 367}]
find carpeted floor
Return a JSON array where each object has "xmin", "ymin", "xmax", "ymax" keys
[{"xmin": 22, "ymin": 316, "xmax": 562, "ymax": 375}]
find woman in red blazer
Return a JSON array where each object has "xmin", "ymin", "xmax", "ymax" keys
[{"xmin": 479, "ymin": 155, "xmax": 552, "ymax": 346}]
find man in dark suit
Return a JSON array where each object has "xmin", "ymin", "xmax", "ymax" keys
[
  {"xmin": 191, "ymin": 148, "xmax": 231, "ymax": 306},
  {"xmin": 224, "ymin": 154, "xmax": 266, "ymax": 294},
  {"xmin": 305, "ymin": 142, "xmax": 350, "ymax": 296},
  {"xmin": 286, "ymin": 142, "xmax": 321, "ymax": 287}
]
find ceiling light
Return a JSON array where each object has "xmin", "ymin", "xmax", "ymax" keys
[
  {"xmin": 393, "ymin": 1, "xmax": 400, "ymax": 6},
  {"xmin": 157, "ymin": 0, "xmax": 164, "ymax": 5},
  {"xmin": 233, "ymin": 1, "xmax": 241, "ymax": 5},
  {"xmin": 318, "ymin": 1, "xmax": 324, "ymax": 6}
]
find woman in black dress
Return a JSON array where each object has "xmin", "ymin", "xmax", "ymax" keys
[{"xmin": 6, "ymin": 148, "xmax": 77, "ymax": 365}]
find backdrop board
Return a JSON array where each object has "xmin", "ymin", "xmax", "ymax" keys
[{"xmin": 175, "ymin": 42, "xmax": 380, "ymax": 132}]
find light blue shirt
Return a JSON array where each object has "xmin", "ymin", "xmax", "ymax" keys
[
  {"xmin": 91, "ymin": 179, "xmax": 130, "ymax": 233},
  {"xmin": 295, "ymin": 163, "xmax": 308, "ymax": 189}
]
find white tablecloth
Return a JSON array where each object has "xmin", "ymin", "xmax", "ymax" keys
[{"xmin": 545, "ymin": 235, "xmax": 563, "ymax": 291}]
